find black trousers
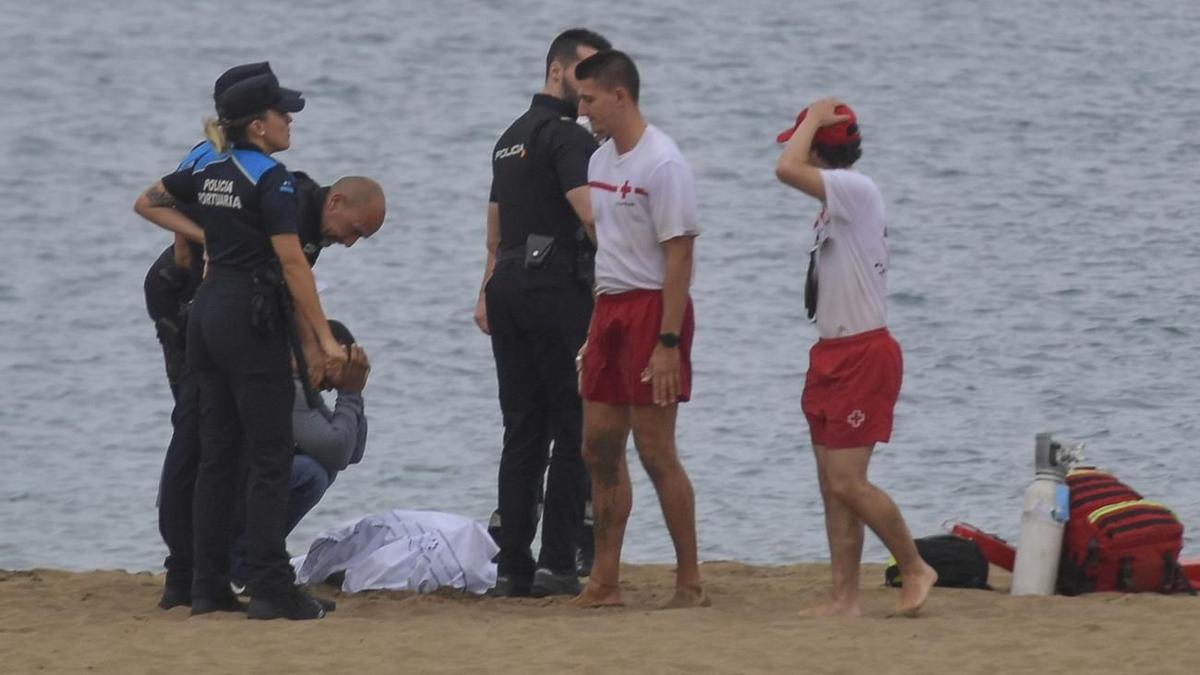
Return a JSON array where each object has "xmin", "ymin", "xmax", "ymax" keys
[
  {"xmin": 146, "ymin": 261, "xmax": 200, "ymax": 592},
  {"xmin": 187, "ymin": 269, "xmax": 296, "ymax": 599},
  {"xmin": 144, "ymin": 246, "xmax": 198, "ymax": 400},
  {"xmin": 485, "ymin": 261, "xmax": 592, "ymax": 579},
  {"xmin": 157, "ymin": 364, "xmax": 201, "ymax": 592}
]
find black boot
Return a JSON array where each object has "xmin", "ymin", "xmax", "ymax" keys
[
  {"xmin": 158, "ymin": 585, "xmax": 192, "ymax": 610},
  {"xmin": 487, "ymin": 574, "xmax": 533, "ymax": 598},
  {"xmin": 247, "ymin": 586, "xmax": 326, "ymax": 621},
  {"xmin": 530, "ymin": 568, "xmax": 582, "ymax": 597},
  {"xmin": 301, "ymin": 587, "xmax": 337, "ymax": 612},
  {"xmin": 190, "ymin": 589, "xmax": 245, "ymax": 615}
]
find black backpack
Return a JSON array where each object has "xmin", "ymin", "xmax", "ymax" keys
[{"xmin": 885, "ymin": 535, "xmax": 991, "ymax": 590}]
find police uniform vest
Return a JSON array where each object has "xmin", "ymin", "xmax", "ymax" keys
[
  {"xmin": 148, "ymin": 144, "xmax": 327, "ymax": 328},
  {"xmin": 161, "ymin": 144, "xmax": 299, "ymax": 271}
]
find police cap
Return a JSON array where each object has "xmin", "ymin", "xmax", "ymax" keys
[
  {"xmin": 215, "ymin": 66, "xmax": 305, "ymax": 120},
  {"xmin": 213, "ymin": 62, "xmax": 272, "ymax": 100}
]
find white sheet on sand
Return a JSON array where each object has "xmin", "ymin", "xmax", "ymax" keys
[{"xmin": 291, "ymin": 509, "xmax": 498, "ymax": 594}]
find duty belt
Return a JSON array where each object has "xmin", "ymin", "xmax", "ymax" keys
[{"xmin": 496, "ymin": 246, "xmax": 525, "ymax": 264}]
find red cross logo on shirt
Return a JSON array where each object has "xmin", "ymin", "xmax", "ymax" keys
[{"xmin": 619, "ymin": 180, "xmax": 632, "ymax": 199}]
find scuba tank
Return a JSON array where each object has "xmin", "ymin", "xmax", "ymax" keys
[{"xmin": 1010, "ymin": 433, "xmax": 1078, "ymax": 595}]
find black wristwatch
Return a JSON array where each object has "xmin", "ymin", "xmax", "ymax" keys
[{"xmin": 657, "ymin": 332, "xmax": 680, "ymax": 348}]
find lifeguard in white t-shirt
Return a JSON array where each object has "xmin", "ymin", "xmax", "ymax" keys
[
  {"xmin": 570, "ymin": 49, "xmax": 708, "ymax": 611},
  {"xmin": 588, "ymin": 125, "xmax": 700, "ymax": 295},
  {"xmin": 775, "ymin": 99, "xmax": 938, "ymax": 618}
]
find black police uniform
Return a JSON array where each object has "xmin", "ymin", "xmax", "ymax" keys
[
  {"xmin": 486, "ymin": 93, "xmax": 596, "ymax": 586},
  {"xmin": 143, "ymin": 143, "xmax": 212, "ymax": 397},
  {"xmin": 148, "ymin": 141, "xmax": 328, "ymax": 600},
  {"xmin": 160, "ymin": 144, "xmax": 309, "ymax": 603}
]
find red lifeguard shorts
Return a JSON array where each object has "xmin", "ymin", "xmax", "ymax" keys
[
  {"xmin": 580, "ymin": 290, "xmax": 694, "ymax": 406},
  {"xmin": 802, "ymin": 327, "xmax": 902, "ymax": 449}
]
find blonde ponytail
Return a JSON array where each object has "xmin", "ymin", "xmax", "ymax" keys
[{"xmin": 203, "ymin": 117, "xmax": 230, "ymax": 153}]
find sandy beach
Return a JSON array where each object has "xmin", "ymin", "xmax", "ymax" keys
[{"xmin": 1, "ymin": 562, "xmax": 1194, "ymax": 674}]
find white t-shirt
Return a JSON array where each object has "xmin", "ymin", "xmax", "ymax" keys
[
  {"xmin": 589, "ymin": 125, "xmax": 700, "ymax": 294},
  {"xmin": 810, "ymin": 169, "xmax": 889, "ymax": 339}
]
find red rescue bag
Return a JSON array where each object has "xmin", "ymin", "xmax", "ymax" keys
[{"xmin": 1057, "ymin": 469, "xmax": 1194, "ymax": 595}]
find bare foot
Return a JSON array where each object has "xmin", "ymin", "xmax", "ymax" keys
[
  {"xmin": 799, "ymin": 600, "xmax": 861, "ymax": 618},
  {"xmin": 660, "ymin": 585, "xmax": 711, "ymax": 610},
  {"xmin": 892, "ymin": 562, "xmax": 937, "ymax": 617},
  {"xmin": 569, "ymin": 582, "xmax": 624, "ymax": 608}
]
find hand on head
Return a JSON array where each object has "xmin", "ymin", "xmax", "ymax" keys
[
  {"xmin": 335, "ymin": 344, "xmax": 370, "ymax": 393},
  {"xmin": 319, "ymin": 343, "xmax": 369, "ymax": 392},
  {"xmin": 804, "ymin": 99, "xmax": 851, "ymax": 128}
]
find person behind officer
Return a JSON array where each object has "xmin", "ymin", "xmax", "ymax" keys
[
  {"xmin": 145, "ymin": 167, "xmax": 383, "ymax": 613},
  {"xmin": 135, "ymin": 63, "xmax": 346, "ymax": 620},
  {"xmin": 472, "ymin": 28, "xmax": 611, "ymax": 597}
]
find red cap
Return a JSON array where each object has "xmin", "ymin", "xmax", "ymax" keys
[{"xmin": 776, "ymin": 104, "xmax": 859, "ymax": 145}]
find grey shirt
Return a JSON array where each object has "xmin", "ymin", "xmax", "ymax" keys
[{"xmin": 293, "ymin": 378, "xmax": 368, "ymax": 476}]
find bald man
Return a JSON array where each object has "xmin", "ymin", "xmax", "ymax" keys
[
  {"xmin": 301, "ymin": 175, "xmax": 387, "ymax": 255},
  {"xmin": 144, "ymin": 141, "xmax": 386, "ymax": 609}
]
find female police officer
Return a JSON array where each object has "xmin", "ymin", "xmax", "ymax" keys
[{"xmin": 135, "ymin": 64, "xmax": 346, "ymax": 620}]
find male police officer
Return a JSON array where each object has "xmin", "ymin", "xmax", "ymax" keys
[{"xmin": 473, "ymin": 28, "xmax": 611, "ymax": 597}]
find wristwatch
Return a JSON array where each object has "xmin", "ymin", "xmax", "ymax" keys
[{"xmin": 657, "ymin": 332, "xmax": 680, "ymax": 348}]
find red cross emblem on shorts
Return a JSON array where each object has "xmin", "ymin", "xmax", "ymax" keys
[
  {"xmin": 619, "ymin": 180, "xmax": 632, "ymax": 199},
  {"xmin": 846, "ymin": 409, "xmax": 866, "ymax": 428}
]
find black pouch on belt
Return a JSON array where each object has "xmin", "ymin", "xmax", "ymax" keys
[
  {"xmin": 250, "ymin": 262, "xmax": 286, "ymax": 336},
  {"xmin": 157, "ymin": 262, "xmax": 191, "ymax": 297},
  {"xmin": 524, "ymin": 233, "xmax": 556, "ymax": 270}
]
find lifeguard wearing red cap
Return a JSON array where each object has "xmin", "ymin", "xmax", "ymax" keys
[{"xmin": 776, "ymin": 104, "xmax": 860, "ymax": 146}]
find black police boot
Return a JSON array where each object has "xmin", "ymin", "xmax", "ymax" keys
[
  {"xmin": 299, "ymin": 586, "xmax": 336, "ymax": 612},
  {"xmin": 487, "ymin": 574, "xmax": 533, "ymax": 598},
  {"xmin": 190, "ymin": 589, "xmax": 246, "ymax": 616},
  {"xmin": 158, "ymin": 585, "xmax": 192, "ymax": 610},
  {"xmin": 247, "ymin": 586, "xmax": 326, "ymax": 621},
  {"xmin": 530, "ymin": 568, "xmax": 582, "ymax": 597}
]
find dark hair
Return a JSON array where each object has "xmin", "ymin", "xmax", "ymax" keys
[
  {"xmin": 815, "ymin": 138, "xmax": 862, "ymax": 169},
  {"xmin": 545, "ymin": 28, "xmax": 612, "ymax": 80},
  {"xmin": 328, "ymin": 319, "xmax": 356, "ymax": 346},
  {"xmin": 575, "ymin": 49, "xmax": 640, "ymax": 103}
]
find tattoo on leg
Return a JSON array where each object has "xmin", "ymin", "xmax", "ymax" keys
[
  {"xmin": 588, "ymin": 430, "xmax": 625, "ymax": 489},
  {"xmin": 146, "ymin": 185, "xmax": 177, "ymax": 208}
]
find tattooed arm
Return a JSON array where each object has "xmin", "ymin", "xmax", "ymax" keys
[{"xmin": 134, "ymin": 181, "xmax": 205, "ymax": 244}]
